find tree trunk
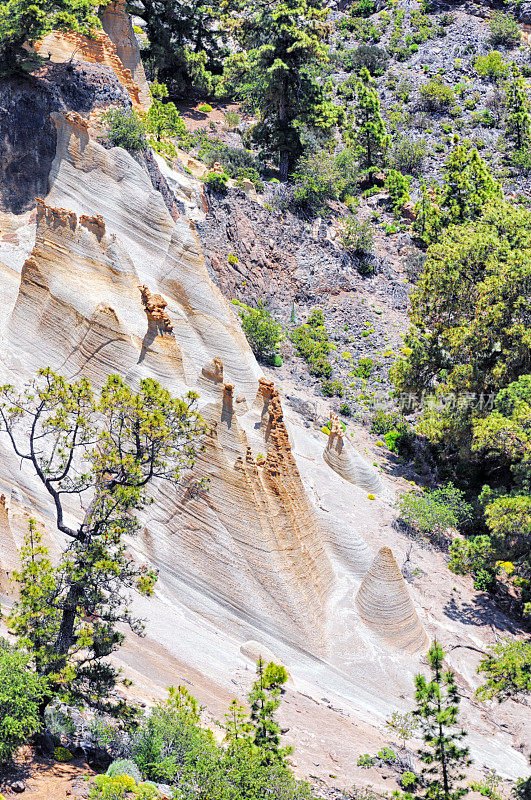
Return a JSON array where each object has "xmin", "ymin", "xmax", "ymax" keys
[
  {"xmin": 278, "ymin": 75, "xmax": 289, "ymax": 182},
  {"xmin": 55, "ymin": 582, "xmax": 84, "ymax": 657},
  {"xmin": 279, "ymin": 151, "xmax": 289, "ymax": 182}
]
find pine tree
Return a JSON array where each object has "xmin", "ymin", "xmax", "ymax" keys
[
  {"xmin": 221, "ymin": 0, "xmax": 337, "ymax": 180},
  {"xmin": 414, "ymin": 140, "xmax": 501, "ymax": 244},
  {"xmin": 8, "ymin": 520, "xmax": 60, "ymax": 679},
  {"xmin": 145, "ymin": 81, "xmax": 187, "ymax": 141},
  {"xmin": 222, "ymin": 699, "xmax": 253, "ymax": 747},
  {"xmin": 133, "ymin": 0, "xmax": 231, "ymax": 94},
  {"xmin": 505, "ymin": 64, "xmax": 531, "ymax": 151},
  {"xmin": 0, "ymin": 369, "xmax": 205, "ymax": 716},
  {"xmin": 442, "ymin": 138, "xmax": 501, "ymax": 226},
  {"xmin": 354, "ymin": 66, "xmax": 389, "ymax": 175},
  {"xmin": 414, "ymin": 641, "xmax": 471, "ymax": 800},
  {"xmin": 248, "ymin": 659, "xmax": 291, "ymax": 763}
]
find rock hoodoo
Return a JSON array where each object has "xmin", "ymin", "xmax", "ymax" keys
[
  {"xmin": 356, "ymin": 546, "xmax": 428, "ymax": 653},
  {"xmin": 324, "ymin": 413, "xmax": 383, "ymax": 494}
]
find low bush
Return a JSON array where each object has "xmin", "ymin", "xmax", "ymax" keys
[
  {"xmin": 232, "ymin": 300, "xmax": 283, "ymax": 363},
  {"xmin": 512, "ymin": 148, "xmax": 531, "ymax": 174},
  {"xmin": 291, "ymin": 309, "xmax": 334, "ymax": 379},
  {"xmin": 198, "ymin": 103, "xmax": 213, "ymax": 113},
  {"xmin": 104, "ymin": 108, "xmax": 147, "ymax": 152},
  {"xmin": 357, "ymin": 753, "xmax": 375, "ymax": 768},
  {"xmin": 202, "ymin": 146, "xmax": 263, "ymax": 192},
  {"xmin": 401, "ymin": 771, "xmax": 419, "ymax": 789},
  {"xmin": 352, "ymin": 357, "xmax": 375, "ymax": 379},
  {"xmin": 419, "ymin": 77, "xmax": 455, "ymax": 112},
  {"xmin": 385, "ymin": 169, "xmax": 410, "ymax": 214},
  {"xmin": 377, "ymin": 747, "xmax": 396, "ymax": 763},
  {"xmin": 474, "ymin": 51, "xmax": 510, "ymax": 81},
  {"xmin": 107, "ymin": 759, "xmax": 143, "ymax": 782},
  {"xmin": 339, "ymin": 216, "xmax": 374, "ymax": 257},
  {"xmin": 387, "ymin": 135, "xmax": 429, "ymax": 176},
  {"xmin": 322, "ymin": 380, "xmax": 344, "ymax": 397},
  {"xmin": 343, "ymin": 44, "xmax": 389, "ymax": 75},
  {"xmin": 54, "ymin": 746, "xmax": 73, "ymax": 762},
  {"xmin": 349, "ymin": 0, "xmax": 376, "ymax": 17},
  {"xmin": 396, "ymin": 483, "xmax": 473, "ymax": 544},
  {"xmin": 205, "ymin": 172, "xmax": 229, "ymax": 192},
  {"xmin": 0, "ymin": 642, "xmax": 48, "ymax": 764},
  {"xmin": 224, "ymin": 110, "xmax": 241, "ymax": 130},
  {"xmin": 489, "ymin": 11, "xmax": 521, "ymax": 48},
  {"xmin": 293, "ymin": 148, "xmax": 358, "ymax": 214},
  {"xmin": 90, "ymin": 774, "xmax": 160, "ymax": 800}
]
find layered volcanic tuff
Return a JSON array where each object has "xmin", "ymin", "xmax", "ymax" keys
[
  {"xmin": 356, "ymin": 547, "xmax": 428, "ymax": 653},
  {"xmin": 324, "ymin": 413, "xmax": 383, "ymax": 495},
  {"xmin": 0, "ymin": 25, "xmax": 528, "ymax": 786}
]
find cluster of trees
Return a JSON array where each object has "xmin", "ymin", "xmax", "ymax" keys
[{"xmin": 0, "ymin": 369, "xmax": 206, "ymax": 721}]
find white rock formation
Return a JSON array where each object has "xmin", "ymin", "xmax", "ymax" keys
[{"xmin": 0, "ymin": 28, "xmax": 527, "ymax": 784}]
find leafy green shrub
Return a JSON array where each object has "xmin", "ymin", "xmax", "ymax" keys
[
  {"xmin": 145, "ymin": 83, "xmax": 186, "ymax": 142},
  {"xmin": 357, "ymin": 753, "xmax": 375, "ymax": 768},
  {"xmin": 387, "ymin": 135, "xmax": 429, "ymax": 176},
  {"xmin": 0, "ymin": 642, "xmax": 47, "ymax": 764},
  {"xmin": 224, "ymin": 110, "xmax": 241, "ymax": 130},
  {"xmin": 377, "ymin": 747, "xmax": 396, "ymax": 763},
  {"xmin": 104, "ymin": 108, "xmax": 147, "ymax": 152},
  {"xmin": 419, "ymin": 77, "xmax": 454, "ymax": 111},
  {"xmin": 228, "ymin": 253, "xmax": 239, "ymax": 265},
  {"xmin": 371, "ymin": 410, "xmax": 403, "ymax": 435},
  {"xmin": 352, "ymin": 357, "xmax": 375, "ymax": 379},
  {"xmin": 384, "ymin": 428, "xmax": 402, "ymax": 452},
  {"xmin": 107, "ymin": 759, "xmax": 143, "ymax": 782},
  {"xmin": 340, "ymin": 403, "xmax": 352, "ymax": 416},
  {"xmin": 340, "ymin": 216, "xmax": 374, "ymax": 256},
  {"xmin": 343, "ymin": 44, "xmax": 389, "ymax": 75},
  {"xmin": 322, "ymin": 380, "xmax": 344, "ymax": 397},
  {"xmin": 349, "ymin": 0, "xmax": 376, "ymax": 17},
  {"xmin": 54, "ymin": 746, "xmax": 73, "ymax": 762},
  {"xmin": 476, "ymin": 639, "xmax": 531, "ymax": 701},
  {"xmin": 291, "ymin": 309, "xmax": 334, "ymax": 379},
  {"xmin": 132, "ymin": 686, "xmax": 214, "ymax": 784},
  {"xmin": 203, "ymin": 146, "xmax": 263, "ymax": 192},
  {"xmin": 232, "ymin": 301, "xmax": 282, "ymax": 363},
  {"xmin": 489, "ymin": 11, "xmax": 521, "ymax": 48},
  {"xmin": 205, "ymin": 171, "xmax": 229, "ymax": 192},
  {"xmin": 385, "ymin": 169, "xmax": 410, "ymax": 214},
  {"xmin": 449, "ymin": 535, "xmax": 496, "ymax": 582},
  {"xmin": 396, "ymin": 484, "xmax": 472, "ymax": 543},
  {"xmin": 401, "ymin": 771, "xmax": 418, "ymax": 789},
  {"xmin": 474, "ymin": 51, "xmax": 509, "ymax": 81},
  {"xmin": 293, "ymin": 148, "xmax": 358, "ymax": 214},
  {"xmin": 198, "ymin": 103, "xmax": 213, "ymax": 113},
  {"xmin": 90, "ymin": 774, "xmax": 141, "ymax": 800},
  {"xmin": 512, "ymin": 147, "xmax": 531, "ymax": 174}
]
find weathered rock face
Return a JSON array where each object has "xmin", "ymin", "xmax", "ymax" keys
[
  {"xmin": 0, "ymin": 65, "xmax": 129, "ymax": 214},
  {"xmin": 0, "ymin": 108, "xmax": 333, "ymax": 654},
  {"xmin": 36, "ymin": 26, "xmax": 147, "ymax": 111},
  {"xmin": 101, "ymin": 0, "xmax": 152, "ymax": 109}
]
